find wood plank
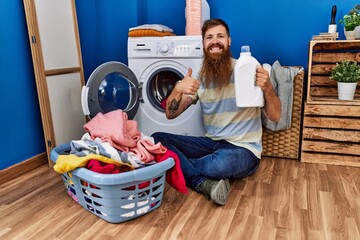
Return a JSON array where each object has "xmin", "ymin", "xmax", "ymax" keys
[
  {"xmin": 311, "ymin": 65, "xmax": 360, "ymax": 78},
  {"xmin": 301, "ymin": 152, "xmax": 360, "ymax": 167},
  {"xmin": 307, "ymin": 97, "xmax": 360, "ymax": 106},
  {"xmin": 304, "ymin": 104, "xmax": 360, "ymax": 117},
  {"xmin": 310, "ymin": 76, "xmax": 336, "ymax": 87},
  {"xmin": 310, "ymin": 87, "xmax": 360, "ymax": 99},
  {"xmin": 309, "ymin": 87, "xmax": 338, "ymax": 97},
  {"xmin": 303, "ymin": 116, "xmax": 360, "ymax": 130},
  {"xmin": 311, "ymin": 40, "xmax": 360, "ymax": 51},
  {"xmin": 301, "ymin": 140, "xmax": 360, "ymax": 155},
  {"xmin": 302, "ymin": 128, "xmax": 360, "ymax": 142},
  {"xmin": 310, "ymin": 64, "xmax": 333, "ymax": 75},
  {"xmin": 312, "ymin": 52, "xmax": 360, "ymax": 63},
  {"xmin": 45, "ymin": 67, "xmax": 81, "ymax": 76}
]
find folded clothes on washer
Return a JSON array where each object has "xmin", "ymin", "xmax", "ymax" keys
[
  {"xmin": 128, "ymin": 24, "xmax": 176, "ymax": 37},
  {"xmin": 129, "ymin": 24, "xmax": 173, "ymax": 32}
]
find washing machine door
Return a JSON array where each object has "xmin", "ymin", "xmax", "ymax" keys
[{"xmin": 81, "ymin": 61, "xmax": 141, "ymax": 119}]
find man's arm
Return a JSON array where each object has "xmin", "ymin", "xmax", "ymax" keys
[
  {"xmin": 165, "ymin": 68, "xmax": 200, "ymax": 119},
  {"xmin": 166, "ymin": 94, "xmax": 196, "ymax": 119},
  {"xmin": 256, "ymin": 67, "xmax": 281, "ymax": 121}
]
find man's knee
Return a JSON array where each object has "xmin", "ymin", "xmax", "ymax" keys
[
  {"xmin": 151, "ymin": 132, "xmax": 171, "ymax": 143},
  {"xmin": 151, "ymin": 132, "xmax": 162, "ymax": 143}
]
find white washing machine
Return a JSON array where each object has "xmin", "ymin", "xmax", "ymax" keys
[{"xmin": 81, "ymin": 35, "xmax": 206, "ymax": 137}]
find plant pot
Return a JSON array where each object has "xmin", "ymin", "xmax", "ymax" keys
[
  {"xmin": 344, "ymin": 29, "xmax": 356, "ymax": 40},
  {"xmin": 337, "ymin": 82, "xmax": 358, "ymax": 100},
  {"xmin": 355, "ymin": 26, "xmax": 360, "ymax": 39}
]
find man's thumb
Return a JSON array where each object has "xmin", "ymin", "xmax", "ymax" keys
[{"xmin": 186, "ymin": 68, "xmax": 193, "ymax": 77}]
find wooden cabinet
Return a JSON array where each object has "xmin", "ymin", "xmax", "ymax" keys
[{"xmin": 301, "ymin": 40, "xmax": 360, "ymax": 167}]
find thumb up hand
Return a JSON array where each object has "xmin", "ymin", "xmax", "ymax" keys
[{"xmin": 177, "ymin": 67, "xmax": 200, "ymax": 95}]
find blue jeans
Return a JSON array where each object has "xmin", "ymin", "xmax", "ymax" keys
[{"xmin": 152, "ymin": 132, "xmax": 260, "ymax": 191}]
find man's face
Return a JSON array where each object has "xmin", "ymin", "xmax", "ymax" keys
[
  {"xmin": 203, "ymin": 25, "xmax": 231, "ymax": 58},
  {"xmin": 199, "ymin": 24, "xmax": 233, "ymax": 88}
]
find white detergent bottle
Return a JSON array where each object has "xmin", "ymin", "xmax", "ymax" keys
[{"xmin": 234, "ymin": 45, "xmax": 264, "ymax": 107}]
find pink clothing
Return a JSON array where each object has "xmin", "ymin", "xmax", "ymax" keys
[
  {"xmin": 133, "ymin": 138, "xmax": 167, "ymax": 163},
  {"xmin": 84, "ymin": 110, "xmax": 140, "ymax": 150},
  {"xmin": 84, "ymin": 110, "xmax": 166, "ymax": 162}
]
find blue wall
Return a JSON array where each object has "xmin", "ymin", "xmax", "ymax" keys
[
  {"xmin": 0, "ymin": 0, "xmax": 45, "ymax": 170},
  {"xmin": 75, "ymin": 0, "xmax": 139, "ymax": 78},
  {"xmin": 143, "ymin": 0, "xmax": 357, "ymax": 67},
  {"xmin": 0, "ymin": 0, "xmax": 358, "ymax": 170}
]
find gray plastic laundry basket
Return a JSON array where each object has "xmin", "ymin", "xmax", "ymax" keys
[{"xmin": 50, "ymin": 143, "xmax": 175, "ymax": 223}]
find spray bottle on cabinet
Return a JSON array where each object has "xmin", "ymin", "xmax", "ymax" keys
[{"xmin": 234, "ymin": 45, "xmax": 264, "ymax": 107}]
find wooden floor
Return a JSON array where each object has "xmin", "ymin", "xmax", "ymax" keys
[{"xmin": 1, "ymin": 157, "xmax": 360, "ymax": 240}]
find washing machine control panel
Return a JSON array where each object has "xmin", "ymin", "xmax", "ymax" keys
[
  {"xmin": 174, "ymin": 43, "xmax": 201, "ymax": 56},
  {"xmin": 128, "ymin": 36, "xmax": 203, "ymax": 58},
  {"xmin": 155, "ymin": 41, "xmax": 203, "ymax": 57}
]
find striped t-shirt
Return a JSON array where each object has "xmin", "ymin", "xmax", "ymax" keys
[{"xmin": 194, "ymin": 62, "xmax": 263, "ymax": 158}]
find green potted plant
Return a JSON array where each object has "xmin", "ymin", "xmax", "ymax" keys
[
  {"xmin": 330, "ymin": 61, "xmax": 360, "ymax": 100},
  {"xmin": 340, "ymin": 4, "xmax": 360, "ymax": 39}
]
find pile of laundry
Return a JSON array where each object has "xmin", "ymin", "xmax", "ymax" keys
[{"xmin": 53, "ymin": 109, "xmax": 188, "ymax": 194}]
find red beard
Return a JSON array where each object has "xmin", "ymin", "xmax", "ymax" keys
[{"xmin": 199, "ymin": 43, "xmax": 233, "ymax": 89}]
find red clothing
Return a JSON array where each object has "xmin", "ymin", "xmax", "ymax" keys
[
  {"xmin": 155, "ymin": 149, "xmax": 188, "ymax": 194},
  {"xmin": 86, "ymin": 160, "xmax": 133, "ymax": 174}
]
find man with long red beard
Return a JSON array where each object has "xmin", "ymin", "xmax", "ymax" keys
[{"xmin": 152, "ymin": 19, "xmax": 281, "ymax": 205}]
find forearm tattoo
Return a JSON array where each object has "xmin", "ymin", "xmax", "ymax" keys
[
  {"xmin": 169, "ymin": 98, "xmax": 181, "ymax": 117},
  {"xmin": 168, "ymin": 96, "xmax": 196, "ymax": 118}
]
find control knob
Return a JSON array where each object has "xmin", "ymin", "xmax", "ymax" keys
[{"xmin": 160, "ymin": 44, "xmax": 169, "ymax": 53}]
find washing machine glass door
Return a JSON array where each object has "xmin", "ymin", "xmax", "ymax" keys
[
  {"xmin": 81, "ymin": 61, "xmax": 141, "ymax": 119},
  {"xmin": 147, "ymin": 68, "xmax": 183, "ymax": 112}
]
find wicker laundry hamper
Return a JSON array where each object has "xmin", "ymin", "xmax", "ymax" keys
[{"xmin": 262, "ymin": 68, "xmax": 305, "ymax": 159}]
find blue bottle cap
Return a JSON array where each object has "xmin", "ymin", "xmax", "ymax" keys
[{"xmin": 241, "ymin": 45, "xmax": 250, "ymax": 53}]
